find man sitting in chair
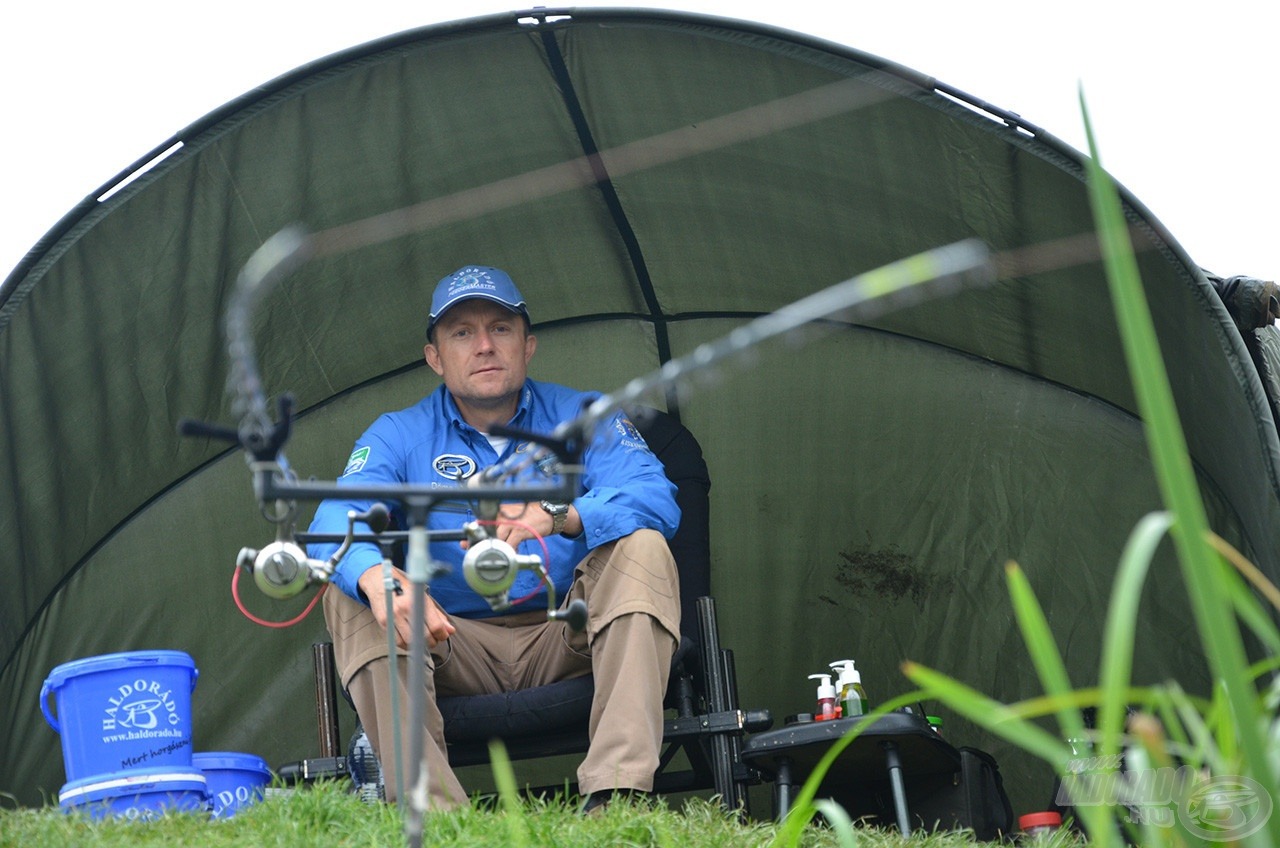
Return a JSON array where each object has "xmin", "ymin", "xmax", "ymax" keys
[{"xmin": 307, "ymin": 265, "xmax": 681, "ymax": 813}]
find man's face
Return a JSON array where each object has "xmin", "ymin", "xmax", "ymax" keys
[{"xmin": 424, "ymin": 299, "xmax": 536, "ymax": 417}]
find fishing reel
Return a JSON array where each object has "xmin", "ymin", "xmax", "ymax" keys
[
  {"xmin": 237, "ymin": 502, "xmax": 390, "ymax": 599},
  {"xmin": 461, "ymin": 521, "xmax": 587, "ymax": 631},
  {"xmin": 236, "ymin": 539, "xmax": 330, "ymax": 600}
]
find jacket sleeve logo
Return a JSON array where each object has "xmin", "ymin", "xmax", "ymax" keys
[
  {"xmin": 342, "ymin": 446, "xmax": 371, "ymax": 477},
  {"xmin": 614, "ymin": 415, "xmax": 651, "ymax": 452}
]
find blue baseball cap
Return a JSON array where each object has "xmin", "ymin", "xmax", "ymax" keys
[{"xmin": 428, "ymin": 266, "xmax": 529, "ymax": 337}]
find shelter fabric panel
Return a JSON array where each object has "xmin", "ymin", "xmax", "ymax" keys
[{"xmin": 668, "ymin": 318, "xmax": 1220, "ymax": 800}]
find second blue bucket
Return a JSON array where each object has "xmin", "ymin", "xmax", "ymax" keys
[
  {"xmin": 41, "ymin": 650, "xmax": 199, "ymax": 782},
  {"xmin": 193, "ymin": 751, "xmax": 273, "ymax": 818}
]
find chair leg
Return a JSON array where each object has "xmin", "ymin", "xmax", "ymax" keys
[
  {"xmin": 719, "ymin": 647, "xmax": 750, "ymax": 817},
  {"xmin": 696, "ymin": 597, "xmax": 747, "ymax": 813},
  {"xmin": 272, "ymin": 642, "xmax": 349, "ymax": 787},
  {"xmin": 313, "ymin": 642, "xmax": 341, "ymax": 758}
]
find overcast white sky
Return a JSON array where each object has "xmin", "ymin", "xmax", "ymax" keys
[{"xmin": 2, "ymin": 1, "xmax": 1274, "ymax": 285}]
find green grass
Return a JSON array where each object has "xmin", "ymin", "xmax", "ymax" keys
[{"xmin": 0, "ymin": 779, "xmax": 1043, "ymax": 848}]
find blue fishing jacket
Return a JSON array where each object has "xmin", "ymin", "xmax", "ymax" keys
[{"xmin": 306, "ymin": 379, "xmax": 679, "ymax": 619}]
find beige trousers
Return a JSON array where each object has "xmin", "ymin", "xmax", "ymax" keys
[{"xmin": 323, "ymin": 528, "xmax": 680, "ymax": 809}]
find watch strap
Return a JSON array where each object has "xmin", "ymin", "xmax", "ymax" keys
[{"xmin": 541, "ymin": 500, "xmax": 569, "ymax": 535}]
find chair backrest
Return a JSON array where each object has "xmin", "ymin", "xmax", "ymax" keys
[{"xmin": 633, "ymin": 408, "xmax": 711, "ymax": 644}]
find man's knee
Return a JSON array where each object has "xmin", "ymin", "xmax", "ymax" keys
[
  {"xmin": 580, "ymin": 529, "xmax": 676, "ymax": 585},
  {"xmin": 575, "ymin": 530, "xmax": 680, "ymax": 641},
  {"xmin": 322, "ymin": 587, "xmax": 445, "ymax": 697}
]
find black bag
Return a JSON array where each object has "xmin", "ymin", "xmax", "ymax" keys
[{"xmin": 962, "ymin": 747, "xmax": 1015, "ymax": 838}]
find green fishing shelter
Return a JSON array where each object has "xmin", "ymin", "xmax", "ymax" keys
[{"xmin": 3, "ymin": 7, "xmax": 1277, "ymax": 814}]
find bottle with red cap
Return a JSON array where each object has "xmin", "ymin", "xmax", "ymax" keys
[
  {"xmin": 808, "ymin": 673, "xmax": 838, "ymax": 721},
  {"xmin": 1018, "ymin": 811, "xmax": 1063, "ymax": 840}
]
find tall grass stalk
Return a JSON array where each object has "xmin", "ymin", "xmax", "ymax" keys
[
  {"xmin": 1077, "ymin": 88, "xmax": 1275, "ymax": 819},
  {"xmin": 1079, "ymin": 86, "xmax": 1280, "ymax": 844},
  {"xmin": 488, "ymin": 740, "xmax": 531, "ymax": 848}
]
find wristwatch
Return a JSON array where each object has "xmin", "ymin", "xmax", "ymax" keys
[{"xmin": 540, "ymin": 500, "xmax": 570, "ymax": 535}]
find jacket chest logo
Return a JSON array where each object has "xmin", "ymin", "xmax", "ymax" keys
[{"xmin": 433, "ymin": 453, "xmax": 477, "ymax": 480}]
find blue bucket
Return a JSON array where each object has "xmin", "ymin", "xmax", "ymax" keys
[
  {"xmin": 41, "ymin": 650, "xmax": 199, "ymax": 781},
  {"xmin": 58, "ymin": 767, "xmax": 209, "ymax": 820},
  {"xmin": 193, "ymin": 751, "xmax": 273, "ymax": 818}
]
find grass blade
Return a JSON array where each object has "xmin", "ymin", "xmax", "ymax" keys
[
  {"xmin": 1005, "ymin": 561, "xmax": 1088, "ymax": 762},
  {"xmin": 902, "ymin": 662, "xmax": 1070, "ymax": 765},
  {"xmin": 812, "ymin": 799, "xmax": 860, "ymax": 848},
  {"xmin": 1097, "ymin": 511, "xmax": 1172, "ymax": 761},
  {"xmin": 488, "ymin": 739, "xmax": 530, "ymax": 848}
]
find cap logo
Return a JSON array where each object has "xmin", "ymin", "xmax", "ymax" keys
[
  {"xmin": 449, "ymin": 268, "xmax": 499, "ymax": 297},
  {"xmin": 429, "ymin": 265, "xmax": 526, "ymax": 334}
]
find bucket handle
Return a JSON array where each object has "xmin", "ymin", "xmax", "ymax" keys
[{"xmin": 40, "ymin": 678, "xmax": 60, "ymax": 733}]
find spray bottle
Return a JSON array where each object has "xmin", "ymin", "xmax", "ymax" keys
[
  {"xmin": 808, "ymin": 673, "xmax": 838, "ymax": 721},
  {"xmin": 829, "ymin": 659, "xmax": 867, "ymax": 718}
]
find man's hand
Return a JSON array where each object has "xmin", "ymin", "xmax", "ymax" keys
[
  {"xmin": 357, "ymin": 564, "xmax": 456, "ymax": 649},
  {"xmin": 460, "ymin": 502, "xmax": 582, "ymax": 550}
]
